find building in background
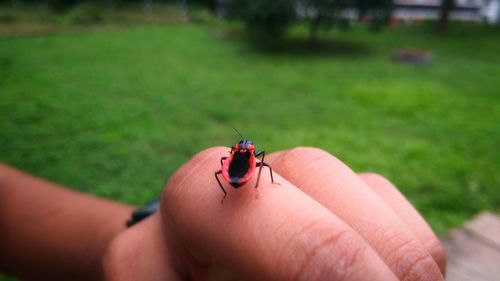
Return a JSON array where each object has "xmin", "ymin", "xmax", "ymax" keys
[{"xmin": 393, "ymin": 0, "xmax": 500, "ymax": 23}]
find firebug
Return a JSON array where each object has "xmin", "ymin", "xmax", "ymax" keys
[{"xmin": 214, "ymin": 128, "xmax": 276, "ymax": 203}]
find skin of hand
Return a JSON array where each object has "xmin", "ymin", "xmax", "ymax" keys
[
  {"xmin": 0, "ymin": 164, "xmax": 134, "ymax": 281},
  {"xmin": 103, "ymin": 147, "xmax": 446, "ymax": 281}
]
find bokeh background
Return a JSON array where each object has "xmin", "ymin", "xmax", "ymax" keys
[{"xmin": 0, "ymin": 1, "xmax": 499, "ymax": 278}]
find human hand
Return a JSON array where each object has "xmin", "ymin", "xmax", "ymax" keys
[{"xmin": 103, "ymin": 147, "xmax": 445, "ymax": 281}]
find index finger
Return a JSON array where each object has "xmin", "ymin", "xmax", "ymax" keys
[{"xmin": 161, "ymin": 147, "xmax": 397, "ymax": 281}]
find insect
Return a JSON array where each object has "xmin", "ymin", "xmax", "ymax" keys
[{"xmin": 215, "ymin": 128, "xmax": 276, "ymax": 203}]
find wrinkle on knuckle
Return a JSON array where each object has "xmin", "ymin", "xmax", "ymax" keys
[
  {"xmin": 397, "ymin": 252, "xmax": 441, "ymax": 281},
  {"xmin": 385, "ymin": 238, "xmax": 440, "ymax": 281},
  {"xmin": 370, "ymin": 225, "xmax": 415, "ymax": 255},
  {"xmin": 279, "ymin": 221, "xmax": 364, "ymax": 281},
  {"xmin": 423, "ymin": 236, "xmax": 446, "ymax": 271},
  {"xmin": 298, "ymin": 231, "xmax": 365, "ymax": 281}
]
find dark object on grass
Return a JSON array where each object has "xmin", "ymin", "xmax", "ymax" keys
[{"xmin": 392, "ymin": 49, "xmax": 433, "ymax": 64}]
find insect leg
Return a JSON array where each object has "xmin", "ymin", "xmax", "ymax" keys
[
  {"xmin": 215, "ymin": 170, "xmax": 227, "ymax": 204},
  {"xmin": 257, "ymin": 161, "xmax": 277, "ymax": 184},
  {"xmin": 220, "ymin": 157, "xmax": 227, "ymax": 167},
  {"xmin": 254, "ymin": 150, "xmax": 264, "ymax": 158},
  {"xmin": 255, "ymin": 150, "xmax": 265, "ymax": 188}
]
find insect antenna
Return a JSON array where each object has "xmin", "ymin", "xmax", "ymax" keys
[{"xmin": 231, "ymin": 126, "xmax": 244, "ymax": 140}]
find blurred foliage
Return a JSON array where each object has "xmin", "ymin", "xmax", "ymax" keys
[
  {"xmin": 0, "ymin": 10, "xmax": 17, "ymax": 23},
  {"xmin": 0, "ymin": 0, "xmax": 217, "ymax": 12},
  {"xmin": 227, "ymin": 0, "xmax": 393, "ymax": 42},
  {"xmin": 302, "ymin": 0, "xmax": 351, "ymax": 41},
  {"xmin": 0, "ymin": 2, "xmax": 202, "ymax": 34},
  {"xmin": 59, "ymin": 2, "xmax": 104, "ymax": 24},
  {"xmin": 356, "ymin": 0, "xmax": 392, "ymax": 30},
  {"xmin": 47, "ymin": 0, "xmax": 75, "ymax": 12},
  {"xmin": 227, "ymin": 0, "xmax": 296, "ymax": 40}
]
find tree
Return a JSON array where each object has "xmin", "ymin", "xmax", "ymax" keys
[
  {"xmin": 300, "ymin": 0, "xmax": 349, "ymax": 42},
  {"xmin": 355, "ymin": 0, "xmax": 392, "ymax": 30},
  {"xmin": 227, "ymin": 0, "xmax": 392, "ymax": 43},
  {"xmin": 227, "ymin": 0, "xmax": 296, "ymax": 40},
  {"xmin": 435, "ymin": 0, "xmax": 454, "ymax": 34}
]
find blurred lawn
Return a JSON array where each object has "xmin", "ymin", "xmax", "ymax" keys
[{"xmin": 0, "ymin": 16, "xmax": 499, "ymax": 240}]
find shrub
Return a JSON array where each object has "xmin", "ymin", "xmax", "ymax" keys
[
  {"xmin": 355, "ymin": 0, "xmax": 392, "ymax": 30},
  {"xmin": 0, "ymin": 11, "xmax": 17, "ymax": 24},
  {"xmin": 62, "ymin": 3, "xmax": 104, "ymax": 25},
  {"xmin": 48, "ymin": 0, "xmax": 75, "ymax": 12},
  {"xmin": 228, "ymin": 0, "xmax": 296, "ymax": 40},
  {"xmin": 227, "ymin": 0, "xmax": 392, "ymax": 43}
]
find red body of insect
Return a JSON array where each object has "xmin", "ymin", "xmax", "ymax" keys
[{"xmin": 215, "ymin": 139, "xmax": 276, "ymax": 203}]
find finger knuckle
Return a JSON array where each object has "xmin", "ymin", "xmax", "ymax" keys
[
  {"xmin": 286, "ymin": 147, "xmax": 332, "ymax": 163},
  {"xmin": 360, "ymin": 172, "xmax": 385, "ymax": 181},
  {"xmin": 360, "ymin": 172, "xmax": 393, "ymax": 187},
  {"xmin": 423, "ymin": 236, "xmax": 447, "ymax": 273},
  {"xmin": 385, "ymin": 238, "xmax": 442, "ymax": 281},
  {"xmin": 398, "ymin": 253, "xmax": 441, "ymax": 281},
  {"xmin": 278, "ymin": 147, "xmax": 332, "ymax": 174},
  {"xmin": 280, "ymin": 221, "xmax": 366, "ymax": 281}
]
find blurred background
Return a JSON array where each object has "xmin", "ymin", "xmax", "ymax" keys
[{"xmin": 0, "ymin": 0, "xmax": 499, "ymax": 278}]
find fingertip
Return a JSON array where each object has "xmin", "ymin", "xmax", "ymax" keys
[
  {"xmin": 263, "ymin": 151, "xmax": 285, "ymax": 165},
  {"xmin": 358, "ymin": 172, "xmax": 396, "ymax": 193},
  {"xmin": 272, "ymin": 147, "xmax": 349, "ymax": 178},
  {"xmin": 358, "ymin": 172, "xmax": 447, "ymax": 275},
  {"xmin": 165, "ymin": 146, "xmax": 229, "ymax": 187},
  {"xmin": 161, "ymin": 146, "xmax": 229, "ymax": 210}
]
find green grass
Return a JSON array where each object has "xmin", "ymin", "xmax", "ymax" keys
[{"xmin": 0, "ymin": 16, "xmax": 499, "ymax": 240}]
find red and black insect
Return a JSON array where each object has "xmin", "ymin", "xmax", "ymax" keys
[{"xmin": 215, "ymin": 129, "xmax": 276, "ymax": 203}]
